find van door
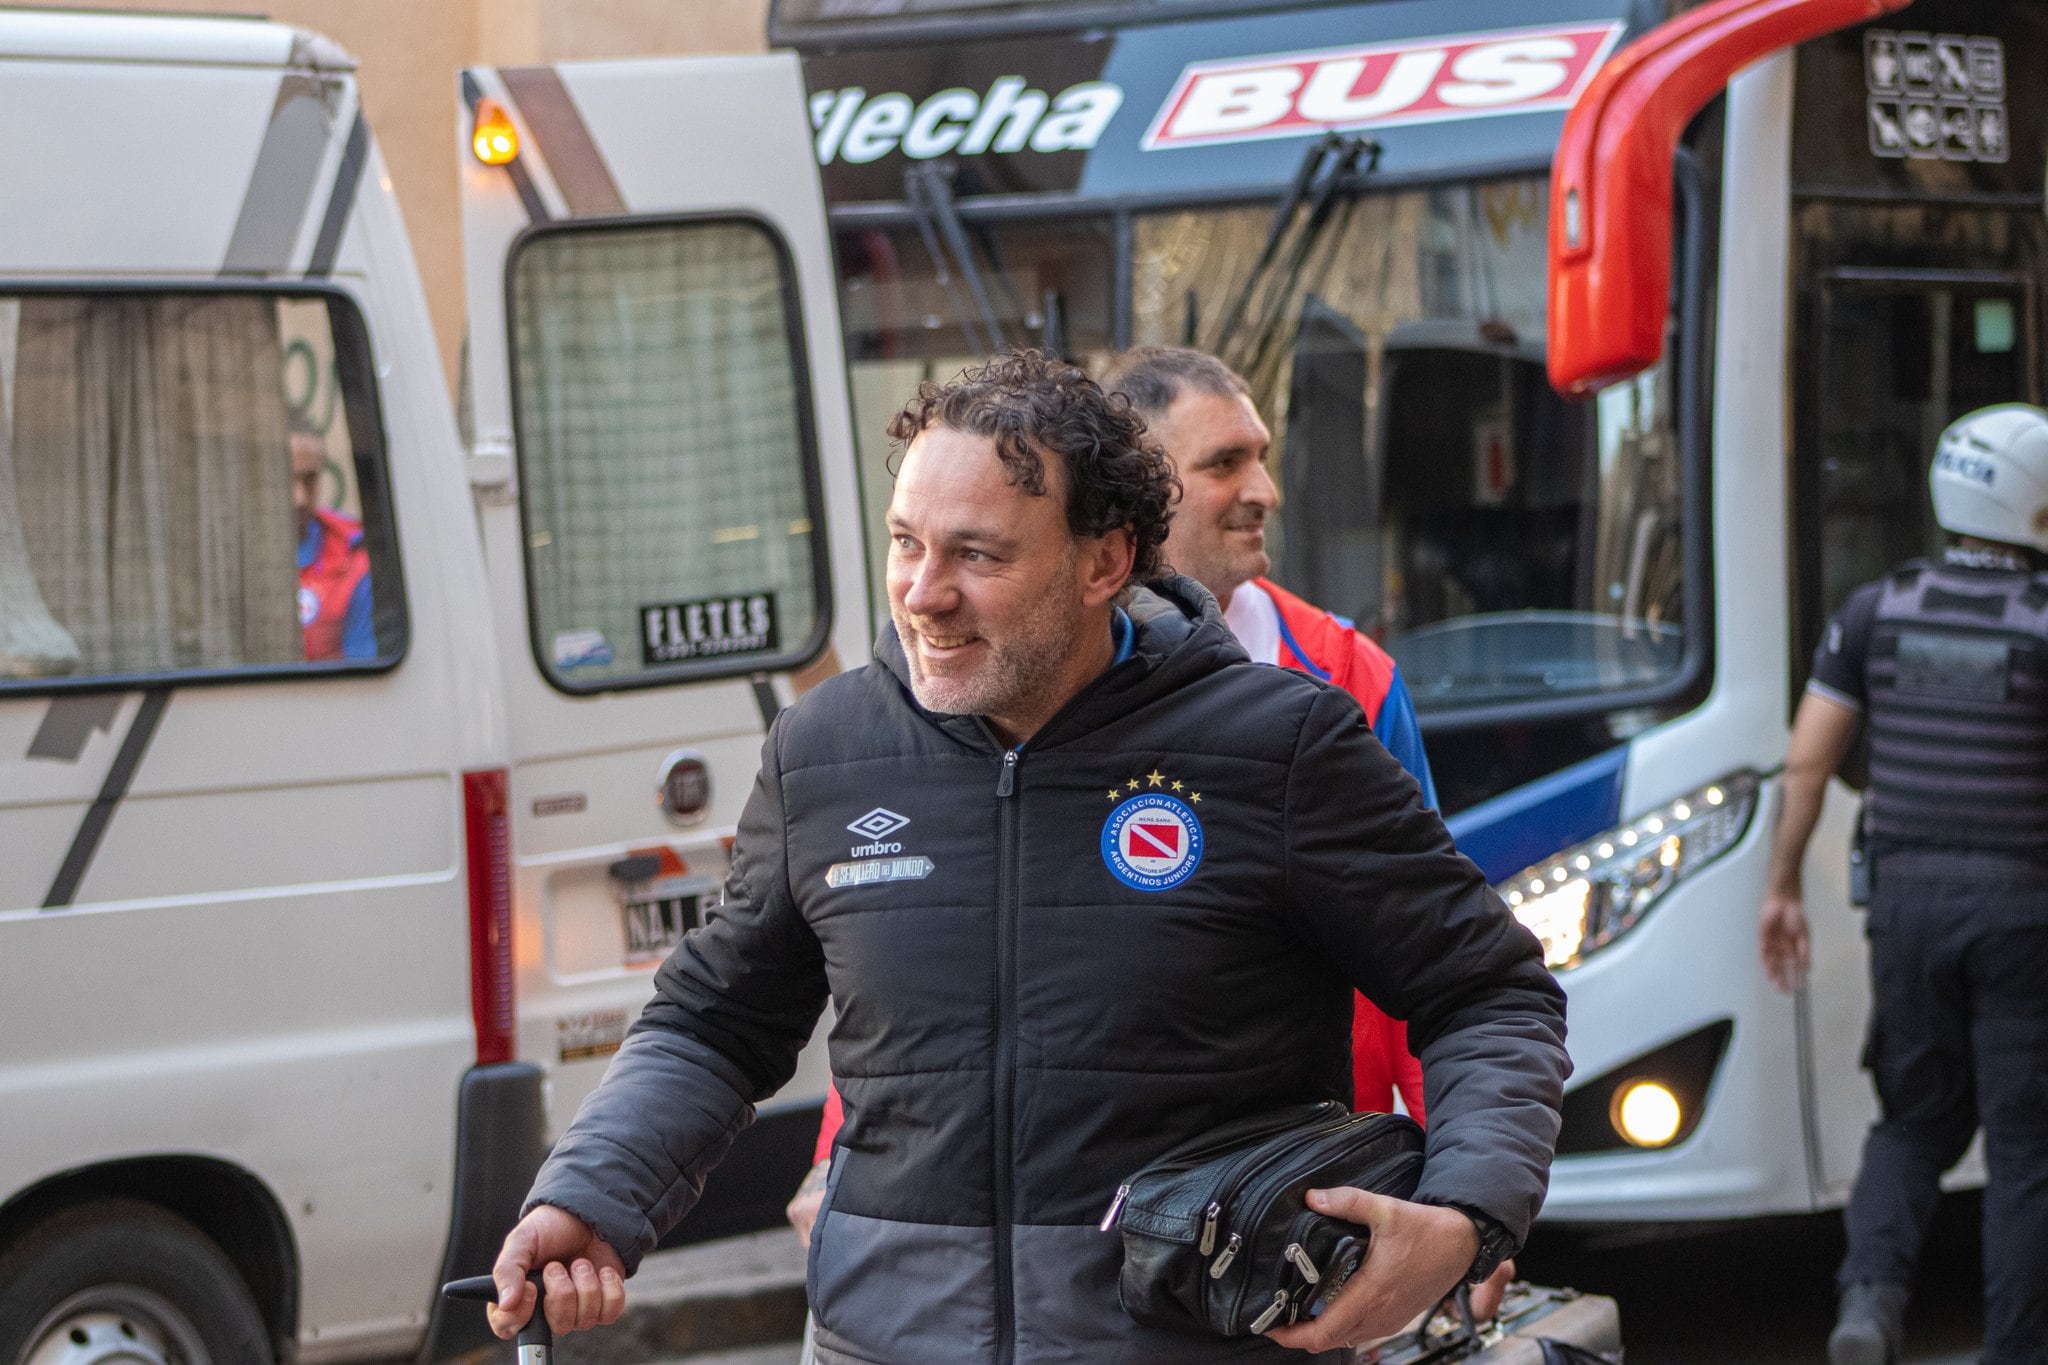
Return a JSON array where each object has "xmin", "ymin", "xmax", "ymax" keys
[{"xmin": 457, "ymin": 52, "xmax": 866, "ymax": 1232}]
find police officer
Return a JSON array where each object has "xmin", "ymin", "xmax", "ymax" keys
[{"xmin": 1760, "ymin": 404, "xmax": 2048, "ymax": 1365}]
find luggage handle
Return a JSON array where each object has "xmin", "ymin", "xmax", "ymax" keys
[{"xmin": 443, "ymin": 1272, "xmax": 551, "ymax": 1363}]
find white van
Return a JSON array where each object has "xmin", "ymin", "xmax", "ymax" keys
[{"xmin": 0, "ymin": 12, "xmax": 860, "ymax": 1362}]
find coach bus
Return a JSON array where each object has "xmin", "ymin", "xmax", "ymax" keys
[{"xmin": 767, "ymin": 0, "xmax": 2042, "ymax": 1225}]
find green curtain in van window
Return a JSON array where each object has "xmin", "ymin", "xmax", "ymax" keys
[
  {"xmin": 0, "ymin": 300, "xmax": 83, "ymax": 678},
  {"xmin": 513, "ymin": 221, "xmax": 817, "ymax": 684},
  {"xmin": 5, "ymin": 295, "xmax": 300, "ymax": 677}
]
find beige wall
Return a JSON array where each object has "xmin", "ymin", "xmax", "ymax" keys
[{"xmin": 38, "ymin": 0, "xmax": 769, "ymax": 395}]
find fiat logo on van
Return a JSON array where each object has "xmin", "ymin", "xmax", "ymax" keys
[{"xmin": 657, "ymin": 749, "xmax": 712, "ymax": 827}]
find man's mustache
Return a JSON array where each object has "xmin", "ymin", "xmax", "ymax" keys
[
  {"xmin": 1219, "ymin": 509, "xmax": 1266, "ymax": 531},
  {"xmin": 900, "ymin": 614, "xmax": 976, "ymax": 635}
]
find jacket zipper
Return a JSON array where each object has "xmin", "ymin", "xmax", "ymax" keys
[
  {"xmin": 975, "ymin": 645, "xmax": 1133, "ymax": 1360},
  {"xmin": 993, "ymin": 744, "xmax": 1021, "ymax": 1365}
]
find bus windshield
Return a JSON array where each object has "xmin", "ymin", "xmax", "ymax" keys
[
  {"xmin": 835, "ymin": 174, "xmax": 1687, "ymax": 718},
  {"xmin": 1131, "ymin": 175, "xmax": 1685, "ymax": 714}
]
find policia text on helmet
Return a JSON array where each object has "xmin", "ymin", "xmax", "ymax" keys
[{"xmin": 1927, "ymin": 403, "xmax": 2048, "ymax": 560}]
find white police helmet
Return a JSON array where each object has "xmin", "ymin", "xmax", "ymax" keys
[{"xmin": 1929, "ymin": 404, "xmax": 2048, "ymax": 553}]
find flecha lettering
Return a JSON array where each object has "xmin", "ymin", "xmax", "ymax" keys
[
  {"xmin": 812, "ymin": 77, "xmax": 1123, "ymax": 166},
  {"xmin": 962, "ymin": 77, "xmax": 1045, "ymax": 154},
  {"xmin": 1143, "ymin": 22, "xmax": 1621, "ymax": 150},
  {"xmin": 1027, "ymin": 82, "xmax": 1124, "ymax": 153}
]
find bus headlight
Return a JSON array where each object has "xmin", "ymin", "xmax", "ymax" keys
[{"xmin": 1499, "ymin": 772, "xmax": 1759, "ymax": 970}]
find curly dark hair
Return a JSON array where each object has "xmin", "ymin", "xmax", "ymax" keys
[{"xmin": 886, "ymin": 349, "xmax": 1179, "ymax": 583}]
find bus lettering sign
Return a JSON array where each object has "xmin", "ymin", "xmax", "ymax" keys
[{"xmin": 1142, "ymin": 22, "xmax": 1621, "ymax": 150}]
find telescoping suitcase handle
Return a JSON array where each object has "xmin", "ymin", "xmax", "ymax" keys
[{"xmin": 443, "ymin": 1272, "xmax": 552, "ymax": 1363}]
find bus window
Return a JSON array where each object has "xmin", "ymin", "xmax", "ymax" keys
[
  {"xmin": 1131, "ymin": 176, "xmax": 1688, "ymax": 718},
  {"xmin": 837, "ymin": 215, "xmax": 1115, "ymax": 618}
]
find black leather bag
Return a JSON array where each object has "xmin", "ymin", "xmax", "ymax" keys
[{"xmin": 1102, "ymin": 1099, "xmax": 1425, "ymax": 1338}]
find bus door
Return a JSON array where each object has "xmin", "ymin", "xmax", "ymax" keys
[
  {"xmin": 456, "ymin": 52, "xmax": 867, "ymax": 1229},
  {"xmin": 1790, "ymin": 0, "xmax": 2048, "ymax": 1201},
  {"xmin": 1794, "ymin": 262, "xmax": 2038, "ymax": 1199}
]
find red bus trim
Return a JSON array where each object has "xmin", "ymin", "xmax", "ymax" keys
[{"xmin": 1547, "ymin": 0, "xmax": 1910, "ymax": 397}]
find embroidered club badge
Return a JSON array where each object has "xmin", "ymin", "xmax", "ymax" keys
[{"xmin": 1102, "ymin": 791, "xmax": 1203, "ymax": 892}]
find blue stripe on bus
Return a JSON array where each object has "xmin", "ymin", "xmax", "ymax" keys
[{"xmin": 1444, "ymin": 745, "xmax": 1628, "ymax": 885}]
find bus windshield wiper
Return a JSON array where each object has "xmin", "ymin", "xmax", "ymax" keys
[
  {"xmin": 1208, "ymin": 132, "xmax": 1378, "ymax": 374},
  {"xmin": 1040, "ymin": 286, "xmax": 1068, "ymax": 359},
  {"xmin": 905, "ymin": 162, "xmax": 1009, "ymax": 356}
]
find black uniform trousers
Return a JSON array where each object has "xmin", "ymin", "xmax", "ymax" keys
[{"xmin": 1840, "ymin": 848, "xmax": 2048, "ymax": 1364}]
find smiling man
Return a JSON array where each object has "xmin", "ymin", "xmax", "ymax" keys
[
  {"xmin": 486, "ymin": 350, "xmax": 1566, "ymax": 1362},
  {"xmin": 1101, "ymin": 347, "xmax": 1434, "ymax": 812}
]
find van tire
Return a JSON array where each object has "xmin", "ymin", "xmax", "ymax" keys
[{"xmin": 0, "ymin": 1198, "xmax": 274, "ymax": 1365}]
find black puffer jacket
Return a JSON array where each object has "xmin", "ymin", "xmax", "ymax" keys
[{"xmin": 528, "ymin": 578, "xmax": 1568, "ymax": 1364}]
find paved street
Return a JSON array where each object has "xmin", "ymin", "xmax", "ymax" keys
[{"xmin": 1517, "ymin": 1194, "xmax": 1986, "ymax": 1363}]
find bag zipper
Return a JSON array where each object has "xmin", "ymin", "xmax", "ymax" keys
[
  {"xmin": 1199, "ymin": 1108, "xmax": 1367, "ymax": 1227},
  {"xmin": 1098, "ymin": 1101, "xmax": 1339, "ymax": 1235},
  {"xmin": 1207, "ymin": 1118, "xmax": 1421, "ymax": 1328},
  {"xmin": 1227, "ymin": 1119, "xmax": 1419, "ymax": 1237},
  {"xmin": 1208, "ymin": 1232, "xmax": 1242, "ymax": 1278}
]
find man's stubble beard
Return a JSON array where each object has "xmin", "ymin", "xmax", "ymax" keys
[
  {"xmin": 1171, "ymin": 510, "xmax": 1267, "ymax": 602},
  {"xmin": 893, "ymin": 556, "xmax": 1091, "ymax": 722}
]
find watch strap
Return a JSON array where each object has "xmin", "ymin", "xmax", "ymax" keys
[{"xmin": 1439, "ymin": 1201, "xmax": 1519, "ymax": 1284}]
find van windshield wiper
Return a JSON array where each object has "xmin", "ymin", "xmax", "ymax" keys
[
  {"xmin": 905, "ymin": 162, "xmax": 1009, "ymax": 356},
  {"xmin": 1208, "ymin": 132, "xmax": 1378, "ymax": 375}
]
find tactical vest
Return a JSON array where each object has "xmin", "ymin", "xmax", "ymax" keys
[{"xmin": 1865, "ymin": 559, "xmax": 2048, "ymax": 855}]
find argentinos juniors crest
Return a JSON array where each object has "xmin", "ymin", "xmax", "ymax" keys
[{"xmin": 1101, "ymin": 774, "xmax": 1204, "ymax": 892}]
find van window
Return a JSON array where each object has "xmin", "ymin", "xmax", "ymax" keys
[
  {"xmin": 0, "ymin": 291, "xmax": 402, "ymax": 686},
  {"xmin": 508, "ymin": 218, "xmax": 828, "ymax": 692}
]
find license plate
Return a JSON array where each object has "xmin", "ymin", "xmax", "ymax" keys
[{"xmin": 622, "ymin": 877, "xmax": 705, "ymax": 964}]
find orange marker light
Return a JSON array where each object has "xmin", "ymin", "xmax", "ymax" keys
[{"xmin": 472, "ymin": 98, "xmax": 519, "ymax": 166}]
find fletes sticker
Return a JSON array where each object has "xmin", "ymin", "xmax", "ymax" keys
[
  {"xmin": 1142, "ymin": 22, "xmax": 1621, "ymax": 150},
  {"xmin": 1102, "ymin": 790, "xmax": 1204, "ymax": 892},
  {"xmin": 641, "ymin": 592, "xmax": 778, "ymax": 665}
]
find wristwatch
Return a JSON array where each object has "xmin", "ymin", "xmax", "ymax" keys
[{"xmin": 1441, "ymin": 1202, "xmax": 1519, "ymax": 1284}]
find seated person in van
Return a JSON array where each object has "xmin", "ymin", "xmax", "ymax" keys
[{"xmin": 291, "ymin": 416, "xmax": 375, "ymax": 661}]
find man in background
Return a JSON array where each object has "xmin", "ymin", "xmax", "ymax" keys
[
  {"xmin": 1101, "ymin": 345, "xmax": 1434, "ymax": 804},
  {"xmin": 290, "ymin": 415, "xmax": 374, "ymax": 661}
]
